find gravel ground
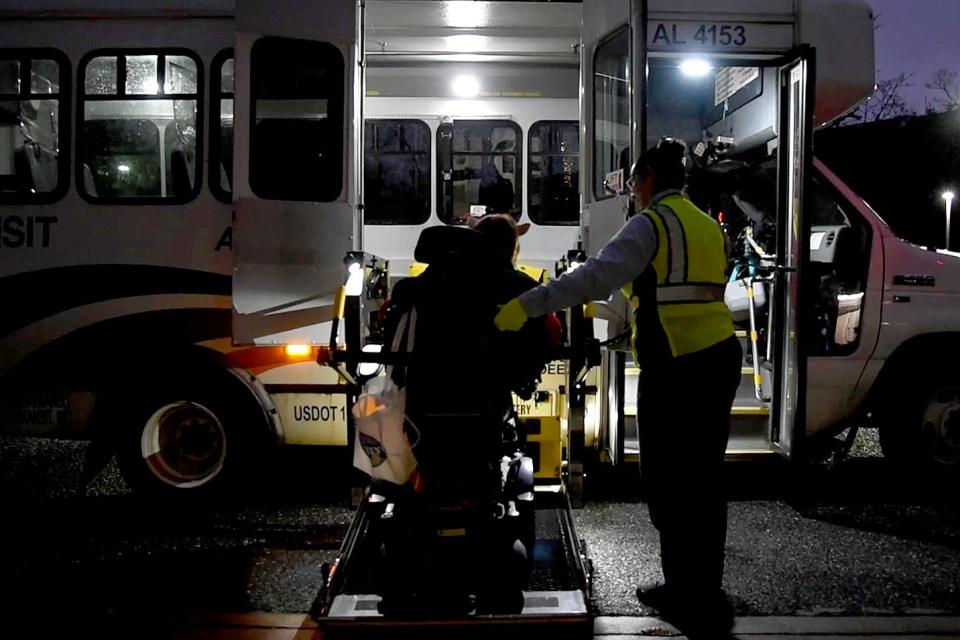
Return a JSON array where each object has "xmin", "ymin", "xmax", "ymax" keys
[{"xmin": 575, "ymin": 501, "xmax": 960, "ymax": 617}]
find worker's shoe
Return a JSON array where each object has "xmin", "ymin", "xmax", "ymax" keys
[
  {"xmin": 635, "ymin": 581, "xmax": 671, "ymax": 611},
  {"xmin": 637, "ymin": 583, "xmax": 735, "ymax": 638}
]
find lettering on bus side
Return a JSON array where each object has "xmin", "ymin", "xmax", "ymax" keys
[
  {"xmin": 542, "ymin": 362, "xmax": 567, "ymax": 376},
  {"xmin": 650, "ymin": 22, "xmax": 748, "ymax": 47},
  {"xmin": 293, "ymin": 404, "xmax": 347, "ymax": 422},
  {"xmin": 214, "ymin": 225, "xmax": 232, "ymax": 251},
  {"xmin": 0, "ymin": 216, "xmax": 57, "ymax": 248},
  {"xmin": 0, "ymin": 391, "xmax": 95, "ymax": 434}
]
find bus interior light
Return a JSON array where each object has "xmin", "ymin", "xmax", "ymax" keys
[
  {"xmin": 452, "ymin": 75, "xmax": 480, "ymax": 98},
  {"xmin": 680, "ymin": 59, "xmax": 712, "ymax": 78},
  {"xmin": 445, "ymin": 2, "xmax": 487, "ymax": 28}
]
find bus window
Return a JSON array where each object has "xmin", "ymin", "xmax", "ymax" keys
[
  {"xmin": 250, "ymin": 37, "xmax": 344, "ymax": 203},
  {"xmin": 0, "ymin": 51, "xmax": 68, "ymax": 203},
  {"xmin": 85, "ymin": 56, "xmax": 117, "ymax": 94},
  {"xmin": 593, "ymin": 26, "xmax": 631, "ymax": 199},
  {"xmin": 210, "ymin": 49, "xmax": 233, "ymax": 203},
  {"xmin": 79, "ymin": 51, "xmax": 201, "ymax": 202},
  {"xmin": 529, "ymin": 120, "xmax": 579, "ymax": 225},
  {"xmin": 438, "ymin": 119, "xmax": 521, "ymax": 223},
  {"xmin": 364, "ymin": 119, "xmax": 430, "ymax": 224}
]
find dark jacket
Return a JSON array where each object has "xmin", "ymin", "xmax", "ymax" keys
[{"xmin": 381, "ymin": 227, "xmax": 555, "ymax": 488}]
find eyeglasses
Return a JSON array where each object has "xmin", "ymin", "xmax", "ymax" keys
[{"xmin": 626, "ymin": 176, "xmax": 637, "ymax": 192}]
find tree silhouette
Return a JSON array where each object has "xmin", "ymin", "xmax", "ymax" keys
[
  {"xmin": 835, "ymin": 71, "xmax": 915, "ymax": 126},
  {"xmin": 926, "ymin": 69, "xmax": 959, "ymax": 112}
]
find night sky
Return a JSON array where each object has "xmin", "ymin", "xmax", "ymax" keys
[{"xmin": 868, "ymin": 0, "xmax": 960, "ymax": 111}]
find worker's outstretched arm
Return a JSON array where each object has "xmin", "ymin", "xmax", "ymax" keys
[{"xmin": 518, "ymin": 213, "xmax": 657, "ymax": 319}]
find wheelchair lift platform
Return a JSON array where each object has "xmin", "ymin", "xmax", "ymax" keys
[{"xmin": 311, "ymin": 485, "xmax": 594, "ymax": 638}]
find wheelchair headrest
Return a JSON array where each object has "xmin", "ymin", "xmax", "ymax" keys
[{"xmin": 414, "ymin": 225, "xmax": 494, "ymax": 265}]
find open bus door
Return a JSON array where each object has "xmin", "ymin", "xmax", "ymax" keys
[
  {"xmin": 231, "ymin": 0, "xmax": 362, "ymax": 347},
  {"xmin": 580, "ymin": 0, "xmax": 641, "ymax": 474},
  {"xmin": 770, "ymin": 48, "xmax": 814, "ymax": 459}
]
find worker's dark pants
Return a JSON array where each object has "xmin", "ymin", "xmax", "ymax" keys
[{"xmin": 637, "ymin": 334, "xmax": 742, "ymax": 599}]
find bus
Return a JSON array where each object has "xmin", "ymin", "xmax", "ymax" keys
[{"xmin": 5, "ymin": 0, "xmax": 955, "ymax": 503}]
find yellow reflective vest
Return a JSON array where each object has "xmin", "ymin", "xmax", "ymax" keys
[{"xmin": 621, "ymin": 194, "xmax": 734, "ymax": 362}]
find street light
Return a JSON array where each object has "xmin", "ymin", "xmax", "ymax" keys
[{"xmin": 944, "ymin": 191, "xmax": 956, "ymax": 250}]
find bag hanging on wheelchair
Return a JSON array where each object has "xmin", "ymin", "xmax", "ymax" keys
[{"xmin": 351, "ymin": 307, "xmax": 421, "ymax": 485}]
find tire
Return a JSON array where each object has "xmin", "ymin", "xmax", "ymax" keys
[
  {"xmin": 877, "ymin": 369, "xmax": 960, "ymax": 473},
  {"xmin": 114, "ymin": 377, "xmax": 265, "ymax": 497}
]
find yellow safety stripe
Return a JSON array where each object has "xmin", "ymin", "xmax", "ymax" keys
[
  {"xmin": 731, "ymin": 406, "xmax": 770, "ymax": 416},
  {"xmin": 333, "ymin": 286, "xmax": 347, "ymax": 320}
]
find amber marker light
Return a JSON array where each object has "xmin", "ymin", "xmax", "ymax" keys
[{"xmin": 285, "ymin": 344, "xmax": 312, "ymax": 358}]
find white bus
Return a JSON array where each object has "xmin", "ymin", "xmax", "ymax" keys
[
  {"xmin": 3, "ymin": 0, "xmax": 956, "ymax": 502},
  {"xmin": 0, "ymin": 0, "xmax": 586, "ymax": 497}
]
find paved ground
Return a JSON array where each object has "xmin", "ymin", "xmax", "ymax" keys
[{"xmin": 1, "ymin": 430, "xmax": 959, "ymax": 637}]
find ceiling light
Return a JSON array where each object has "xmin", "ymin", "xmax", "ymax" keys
[
  {"xmin": 680, "ymin": 59, "xmax": 712, "ymax": 78},
  {"xmin": 445, "ymin": 2, "xmax": 487, "ymax": 28},
  {"xmin": 452, "ymin": 75, "xmax": 480, "ymax": 98}
]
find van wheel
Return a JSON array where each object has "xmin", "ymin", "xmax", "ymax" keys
[
  {"xmin": 115, "ymin": 384, "xmax": 257, "ymax": 496},
  {"xmin": 878, "ymin": 373, "xmax": 960, "ymax": 472}
]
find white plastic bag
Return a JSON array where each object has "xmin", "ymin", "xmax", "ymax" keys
[{"xmin": 351, "ymin": 308, "xmax": 420, "ymax": 485}]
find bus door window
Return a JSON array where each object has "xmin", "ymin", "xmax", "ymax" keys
[
  {"xmin": 364, "ymin": 119, "xmax": 430, "ymax": 224},
  {"xmin": 438, "ymin": 119, "xmax": 521, "ymax": 223},
  {"xmin": 210, "ymin": 49, "xmax": 233, "ymax": 203},
  {"xmin": 79, "ymin": 51, "xmax": 201, "ymax": 202},
  {"xmin": 593, "ymin": 26, "xmax": 630, "ymax": 200},
  {"xmin": 249, "ymin": 37, "xmax": 344, "ymax": 203},
  {"xmin": 528, "ymin": 120, "xmax": 579, "ymax": 225},
  {"xmin": 0, "ymin": 52, "xmax": 67, "ymax": 203}
]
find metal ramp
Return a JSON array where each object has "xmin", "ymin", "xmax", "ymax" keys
[{"xmin": 312, "ymin": 488, "xmax": 593, "ymax": 639}]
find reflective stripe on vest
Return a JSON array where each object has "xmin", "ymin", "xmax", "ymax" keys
[
  {"xmin": 652, "ymin": 203, "xmax": 686, "ymax": 284},
  {"xmin": 622, "ymin": 195, "xmax": 734, "ymax": 360}
]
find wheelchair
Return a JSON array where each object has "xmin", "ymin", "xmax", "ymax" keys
[{"xmin": 364, "ymin": 226, "xmax": 547, "ymax": 617}]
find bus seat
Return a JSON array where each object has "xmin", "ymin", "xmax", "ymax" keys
[
  {"xmin": 13, "ymin": 147, "xmax": 34, "ymax": 193},
  {"xmin": 413, "ymin": 224, "xmax": 492, "ymax": 265},
  {"xmin": 219, "ymin": 163, "xmax": 231, "ymax": 193},
  {"xmin": 170, "ymin": 148, "xmax": 192, "ymax": 197},
  {"xmin": 83, "ymin": 163, "xmax": 98, "ymax": 197},
  {"xmin": 29, "ymin": 145, "xmax": 58, "ymax": 193}
]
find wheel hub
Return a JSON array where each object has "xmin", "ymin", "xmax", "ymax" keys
[
  {"xmin": 142, "ymin": 402, "xmax": 227, "ymax": 488},
  {"xmin": 921, "ymin": 387, "xmax": 960, "ymax": 466}
]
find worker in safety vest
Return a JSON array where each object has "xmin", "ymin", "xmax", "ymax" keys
[{"xmin": 495, "ymin": 138, "xmax": 742, "ymax": 637}]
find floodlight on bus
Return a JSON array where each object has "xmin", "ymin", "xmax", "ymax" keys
[
  {"xmin": 117, "ymin": 164, "xmax": 130, "ymax": 173},
  {"xmin": 285, "ymin": 344, "xmax": 312, "ymax": 358},
  {"xmin": 680, "ymin": 59, "xmax": 712, "ymax": 78},
  {"xmin": 452, "ymin": 75, "xmax": 480, "ymax": 98}
]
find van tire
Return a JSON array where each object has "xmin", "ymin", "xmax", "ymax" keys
[
  {"xmin": 114, "ymin": 378, "xmax": 263, "ymax": 497},
  {"xmin": 877, "ymin": 369, "xmax": 960, "ymax": 473}
]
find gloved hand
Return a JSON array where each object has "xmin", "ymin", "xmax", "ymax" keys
[{"xmin": 495, "ymin": 298, "xmax": 528, "ymax": 332}]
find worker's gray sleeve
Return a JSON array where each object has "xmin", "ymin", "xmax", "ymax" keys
[{"xmin": 518, "ymin": 214, "xmax": 657, "ymax": 318}]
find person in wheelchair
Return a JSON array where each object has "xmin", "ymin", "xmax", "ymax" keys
[{"xmin": 373, "ymin": 219, "xmax": 558, "ymax": 616}]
